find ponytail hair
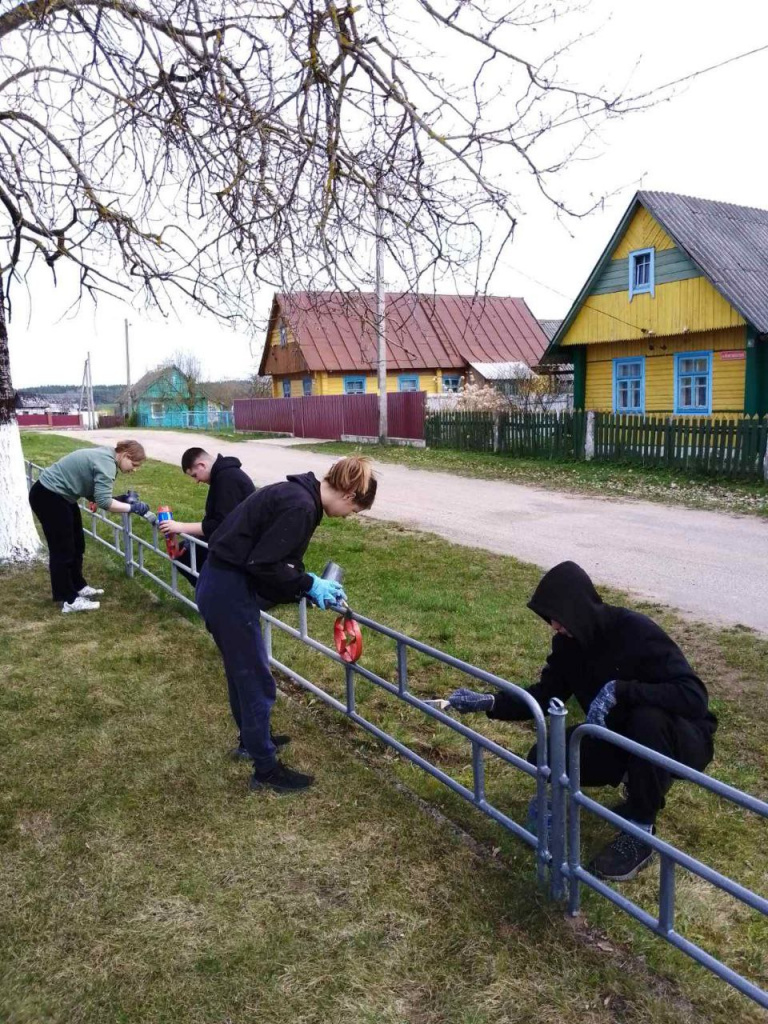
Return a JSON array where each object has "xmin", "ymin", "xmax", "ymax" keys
[
  {"xmin": 115, "ymin": 440, "xmax": 147, "ymax": 464},
  {"xmin": 324, "ymin": 456, "xmax": 377, "ymax": 510}
]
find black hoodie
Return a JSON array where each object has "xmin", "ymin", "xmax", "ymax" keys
[
  {"xmin": 201, "ymin": 454, "xmax": 256, "ymax": 540},
  {"xmin": 489, "ymin": 561, "xmax": 717, "ymax": 734},
  {"xmin": 207, "ymin": 472, "xmax": 323, "ymax": 605}
]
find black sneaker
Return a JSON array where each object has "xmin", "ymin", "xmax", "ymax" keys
[
  {"xmin": 229, "ymin": 733, "xmax": 291, "ymax": 760},
  {"xmin": 249, "ymin": 761, "xmax": 314, "ymax": 793},
  {"xmin": 588, "ymin": 828, "xmax": 655, "ymax": 882}
]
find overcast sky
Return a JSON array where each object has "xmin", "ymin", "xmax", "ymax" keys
[{"xmin": 9, "ymin": 0, "xmax": 768, "ymax": 388}]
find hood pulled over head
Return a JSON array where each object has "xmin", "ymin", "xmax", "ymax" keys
[{"xmin": 527, "ymin": 561, "xmax": 606, "ymax": 646}]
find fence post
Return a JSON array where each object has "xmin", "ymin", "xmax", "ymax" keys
[
  {"xmin": 584, "ymin": 410, "xmax": 595, "ymax": 461},
  {"xmin": 121, "ymin": 513, "xmax": 134, "ymax": 578},
  {"xmin": 763, "ymin": 417, "xmax": 768, "ymax": 482},
  {"xmin": 548, "ymin": 698, "xmax": 568, "ymax": 900},
  {"xmin": 492, "ymin": 411, "xmax": 500, "ymax": 453}
]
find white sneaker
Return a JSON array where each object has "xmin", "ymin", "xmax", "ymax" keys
[
  {"xmin": 78, "ymin": 585, "xmax": 104, "ymax": 597},
  {"xmin": 62, "ymin": 596, "xmax": 100, "ymax": 614}
]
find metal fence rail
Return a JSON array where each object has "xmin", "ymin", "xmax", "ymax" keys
[
  {"xmin": 24, "ymin": 456, "xmax": 768, "ymax": 1008},
  {"xmin": 551, "ymin": 716, "xmax": 768, "ymax": 1010}
]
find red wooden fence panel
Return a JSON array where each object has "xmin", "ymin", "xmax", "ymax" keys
[
  {"xmin": 17, "ymin": 413, "xmax": 81, "ymax": 427},
  {"xmin": 388, "ymin": 391, "xmax": 425, "ymax": 440},
  {"xmin": 234, "ymin": 393, "xmax": 425, "ymax": 440}
]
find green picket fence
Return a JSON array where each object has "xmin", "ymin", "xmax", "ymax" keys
[
  {"xmin": 594, "ymin": 414, "xmax": 768, "ymax": 479},
  {"xmin": 425, "ymin": 410, "xmax": 584, "ymax": 459},
  {"xmin": 425, "ymin": 409, "xmax": 768, "ymax": 480}
]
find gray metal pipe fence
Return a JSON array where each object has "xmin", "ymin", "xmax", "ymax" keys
[{"xmin": 24, "ymin": 457, "xmax": 768, "ymax": 1008}]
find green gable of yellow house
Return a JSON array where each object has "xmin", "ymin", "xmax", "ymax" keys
[{"xmin": 546, "ymin": 192, "xmax": 768, "ymax": 418}]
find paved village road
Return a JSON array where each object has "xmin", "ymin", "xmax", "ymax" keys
[{"xmin": 60, "ymin": 429, "xmax": 768, "ymax": 633}]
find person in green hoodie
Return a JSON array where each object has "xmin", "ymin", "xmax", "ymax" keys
[{"xmin": 29, "ymin": 439, "xmax": 148, "ymax": 614}]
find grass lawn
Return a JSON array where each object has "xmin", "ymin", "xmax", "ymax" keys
[
  {"xmin": 2, "ymin": 432, "xmax": 766, "ymax": 1023},
  {"xmin": 294, "ymin": 442, "xmax": 768, "ymax": 519}
]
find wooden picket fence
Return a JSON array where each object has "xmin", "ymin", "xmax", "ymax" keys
[
  {"xmin": 593, "ymin": 414, "xmax": 768, "ymax": 479},
  {"xmin": 424, "ymin": 409, "xmax": 768, "ymax": 480},
  {"xmin": 425, "ymin": 410, "xmax": 585, "ymax": 459}
]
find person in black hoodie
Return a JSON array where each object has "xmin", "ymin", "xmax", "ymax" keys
[
  {"xmin": 158, "ymin": 448, "xmax": 255, "ymax": 584},
  {"xmin": 447, "ymin": 561, "xmax": 717, "ymax": 882},
  {"xmin": 196, "ymin": 456, "xmax": 377, "ymax": 794}
]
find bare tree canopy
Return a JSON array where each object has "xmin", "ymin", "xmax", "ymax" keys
[{"xmin": 0, "ymin": 0, "xmax": 638, "ymax": 326}]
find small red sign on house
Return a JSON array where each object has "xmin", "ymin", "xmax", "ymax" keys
[{"xmin": 719, "ymin": 350, "xmax": 746, "ymax": 361}]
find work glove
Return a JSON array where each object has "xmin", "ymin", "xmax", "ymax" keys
[
  {"xmin": 306, "ymin": 573, "xmax": 347, "ymax": 610},
  {"xmin": 586, "ymin": 680, "xmax": 618, "ymax": 727},
  {"xmin": 447, "ymin": 687, "xmax": 495, "ymax": 714},
  {"xmin": 128, "ymin": 499, "xmax": 151, "ymax": 518},
  {"xmin": 114, "ymin": 493, "xmax": 130, "ymax": 503}
]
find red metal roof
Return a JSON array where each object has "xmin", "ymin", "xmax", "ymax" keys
[{"xmin": 261, "ymin": 292, "xmax": 549, "ymax": 374}]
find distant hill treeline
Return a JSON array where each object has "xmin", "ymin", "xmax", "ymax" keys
[{"xmin": 18, "ymin": 384, "xmax": 125, "ymax": 405}]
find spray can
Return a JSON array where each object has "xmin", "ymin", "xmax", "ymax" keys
[
  {"xmin": 157, "ymin": 505, "xmax": 182, "ymax": 559},
  {"xmin": 321, "ymin": 560, "xmax": 345, "ymax": 584}
]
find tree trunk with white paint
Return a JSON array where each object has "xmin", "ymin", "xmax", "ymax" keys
[{"xmin": 0, "ymin": 279, "xmax": 41, "ymax": 563}]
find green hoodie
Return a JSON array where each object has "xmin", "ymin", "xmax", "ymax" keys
[{"xmin": 39, "ymin": 447, "xmax": 118, "ymax": 510}]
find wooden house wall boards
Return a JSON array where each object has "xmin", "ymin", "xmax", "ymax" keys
[{"xmin": 547, "ymin": 192, "xmax": 768, "ymax": 418}]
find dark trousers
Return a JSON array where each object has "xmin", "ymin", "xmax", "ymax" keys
[
  {"xmin": 528, "ymin": 706, "xmax": 715, "ymax": 825},
  {"xmin": 195, "ymin": 561, "xmax": 277, "ymax": 773},
  {"xmin": 173, "ymin": 542, "xmax": 208, "ymax": 588},
  {"xmin": 29, "ymin": 481, "xmax": 87, "ymax": 604}
]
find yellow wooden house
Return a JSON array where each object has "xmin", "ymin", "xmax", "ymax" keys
[
  {"xmin": 259, "ymin": 291, "xmax": 549, "ymax": 398},
  {"xmin": 546, "ymin": 192, "xmax": 768, "ymax": 417}
]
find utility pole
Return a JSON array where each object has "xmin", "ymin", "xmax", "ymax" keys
[
  {"xmin": 375, "ymin": 181, "xmax": 387, "ymax": 445},
  {"xmin": 124, "ymin": 319, "xmax": 132, "ymax": 417},
  {"xmin": 86, "ymin": 351, "xmax": 96, "ymax": 428}
]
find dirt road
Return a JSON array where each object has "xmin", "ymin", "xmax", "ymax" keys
[{"xmin": 60, "ymin": 429, "xmax": 768, "ymax": 633}]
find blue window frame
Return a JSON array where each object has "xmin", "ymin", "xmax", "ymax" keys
[
  {"xmin": 302, "ymin": 377, "xmax": 312, "ymax": 397},
  {"xmin": 279, "ymin": 321, "xmax": 287, "ymax": 347},
  {"xmin": 344, "ymin": 376, "xmax": 366, "ymax": 395},
  {"xmin": 613, "ymin": 357, "xmax": 645, "ymax": 414},
  {"xmin": 628, "ymin": 247, "xmax": 655, "ymax": 300},
  {"xmin": 442, "ymin": 375, "xmax": 461, "ymax": 393},
  {"xmin": 674, "ymin": 351, "xmax": 711, "ymax": 414},
  {"xmin": 282, "ymin": 379, "xmax": 291, "ymax": 398},
  {"xmin": 398, "ymin": 375, "xmax": 419, "ymax": 392}
]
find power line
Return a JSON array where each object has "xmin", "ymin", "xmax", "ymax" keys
[{"xmin": 517, "ymin": 41, "xmax": 768, "ymax": 141}]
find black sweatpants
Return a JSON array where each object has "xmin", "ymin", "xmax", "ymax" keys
[
  {"xmin": 195, "ymin": 560, "xmax": 277, "ymax": 773},
  {"xmin": 527, "ymin": 705, "xmax": 715, "ymax": 825},
  {"xmin": 29, "ymin": 480, "xmax": 88, "ymax": 604}
]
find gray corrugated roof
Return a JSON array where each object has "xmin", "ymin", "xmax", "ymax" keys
[
  {"xmin": 638, "ymin": 191, "xmax": 768, "ymax": 333},
  {"xmin": 538, "ymin": 319, "xmax": 562, "ymax": 341}
]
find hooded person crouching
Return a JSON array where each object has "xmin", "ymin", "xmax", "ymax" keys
[{"xmin": 447, "ymin": 561, "xmax": 717, "ymax": 882}]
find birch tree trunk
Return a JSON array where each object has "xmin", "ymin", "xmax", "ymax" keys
[{"xmin": 0, "ymin": 279, "xmax": 42, "ymax": 563}]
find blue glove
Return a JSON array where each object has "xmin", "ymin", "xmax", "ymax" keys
[
  {"xmin": 586, "ymin": 680, "xmax": 618, "ymax": 727},
  {"xmin": 306, "ymin": 573, "xmax": 347, "ymax": 610},
  {"xmin": 447, "ymin": 687, "xmax": 495, "ymax": 714},
  {"xmin": 128, "ymin": 499, "xmax": 151, "ymax": 517}
]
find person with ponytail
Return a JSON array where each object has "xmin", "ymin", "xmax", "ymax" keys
[
  {"xmin": 29, "ymin": 440, "xmax": 148, "ymax": 614},
  {"xmin": 196, "ymin": 456, "xmax": 377, "ymax": 794}
]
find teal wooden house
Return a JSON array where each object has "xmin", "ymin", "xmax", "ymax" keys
[{"xmin": 117, "ymin": 366, "xmax": 233, "ymax": 429}]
